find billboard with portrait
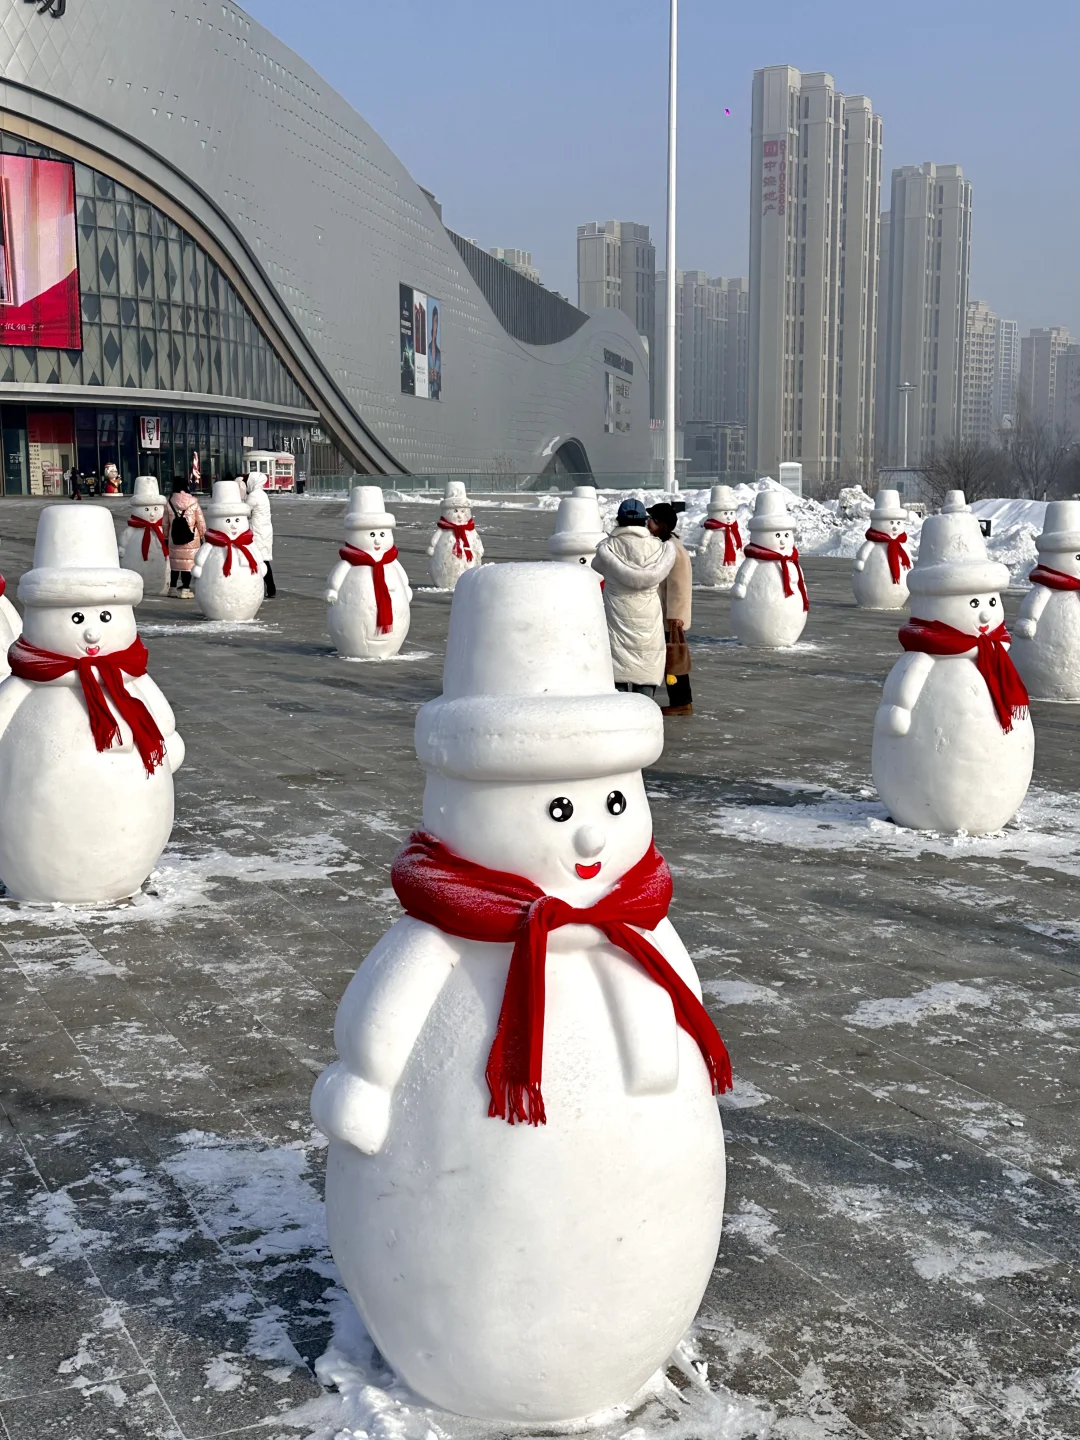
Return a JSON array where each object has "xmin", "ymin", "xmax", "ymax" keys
[
  {"xmin": 399, "ymin": 283, "xmax": 441, "ymax": 400},
  {"xmin": 0, "ymin": 155, "xmax": 81, "ymax": 350}
]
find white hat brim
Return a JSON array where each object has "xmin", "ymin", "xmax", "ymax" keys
[
  {"xmin": 206, "ymin": 503, "xmax": 252, "ymax": 518},
  {"xmin": 345, "ymin": 513, "xmax": 396, "ymax": 530},
  {"xmin": 908, "ymin": 560, "xmax": 1010, "ymax": 596},
  {"xmin": 548, "ymin": 531, "xmax": 604, "ymax": 557},
  {"xmin": 1037, "ymin": 532, "xmax": 1080, "ymax": 554},
  {"xmin": 19, "ymin": 567, "xmax": 144, "ymax": 606}
]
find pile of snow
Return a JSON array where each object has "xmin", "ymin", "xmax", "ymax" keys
[{"xmin": 971, "ymin": 497, "xmax": 1044, "ymax": 582}]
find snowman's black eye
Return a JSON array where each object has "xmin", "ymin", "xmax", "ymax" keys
[
  {"xmin": 579, "ymin": 556, "xmax": 587, "ymax": 564},
  {"xmin": 969, "ymin": 598, "xmax": 979, "ymax": 608},
  {"xmin": 989, "ymin": 597, "xmax": 997, "ymax": 607},
  {"xmin": 71, "ymin": 612, "xmax": 84, "ymax": 624},
  {"xmin": 606, "ymin": 790, "xmax": 627, "ymax": 815},
  {"xmin": 99, "ymin": 610, "xmax": 112, "ymax": 623},
  {"xmin": 547, "ymin": 797, "xmax": 573, "ymax": 822}
]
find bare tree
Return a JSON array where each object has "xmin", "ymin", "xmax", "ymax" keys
[
  {"xmin": 915, "ymin": 435, "xmax": 1010, "ymax": 507},
  {"xmin": 998, "ymin": 393, "xmax": 1077, "ymax": 500}
]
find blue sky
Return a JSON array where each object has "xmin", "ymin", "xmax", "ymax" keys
[{"xmin": 246, "ymin": 0, "xmax": 1078, "ymax": 338}]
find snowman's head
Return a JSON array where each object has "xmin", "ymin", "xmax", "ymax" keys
[
  {"xmin": 877, "ymin": 516, "xmax": 905, "ymax": 538},
  {"xmin": 1035, "ymin": 502, "xmax": 1080, "ymax": 576},
  {"xmin": 768, "ymin": 526, "xmax": 795, "ymax": 555},
  {"xmin": 133, "ymin": 502, "xmax": 164, "ymax": 523},
  {"xmin": 907, "ymin": 512, "xmax": 1010, "ymax": 629},
  {"xmin": 916, "ymin": 589, "xmax": 1003, "ymax": 635},
  {"xmin": 24, "ymin": 600, "xmax": 137, "ymax": 659},
  {"xmin": 717, "ymin": 507, "xmax": 738, "ymax": 524},
  {"xmin": 354, "ymin": 527, "xmax": 392, "ymax": 557},
  {"xmin": 443, "ymin": 504, "xmax": 472, "ymax": 526},
  {"xmin": 217, "ymin": 511, "xmax": 248, "ymax": 539}
]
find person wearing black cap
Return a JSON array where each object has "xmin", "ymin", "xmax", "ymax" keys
[
  {"xmin": 592, "ymin": 497, "xmax": 676, "ymax": 698},
  {"xmin": 647, "ymin": 501, "xmax": 693, "ymax": 716}
]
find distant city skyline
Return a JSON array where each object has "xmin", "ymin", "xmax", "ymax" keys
[{"xmin": 245, "ymin": 0, "xmax": 1078, "ymax": 340}]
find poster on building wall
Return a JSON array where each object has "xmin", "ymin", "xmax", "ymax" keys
[
  {"xmin": 0, "ymin": 156, "xmax": 81, "ymax": 349},
  {"xmin": 139, "ymin": 417, "xmax": 162, "ymax": 450},
  {"xmin": 761, "ymin": 139, "xmax": 787, "ymax": 218},
  {"xmin": 604, "ymin": 369, "xmax": 632, "ymax": 435},
  {"xmin": 399, "ymin": 283, "xmax": 442, "ymax": 400}
]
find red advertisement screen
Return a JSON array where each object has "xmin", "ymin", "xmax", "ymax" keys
[{"xmin": 0, "ymin": 155, "xmax": 81, "ymax": 350}]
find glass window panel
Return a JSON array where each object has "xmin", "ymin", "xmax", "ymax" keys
[
  {"xmin": 167, "ymin": 239, "xmax": 182, "ymax": 301},
  {"xmin": 170, "ymin": 335, "xmax": 185, "ymax": 389},
  {"xmin": 139, "ymin": 331, "xmax": 157, "ymax": 386},
  {"xmin": 151, "ymin": 208, "xmax": 167, "ymax": 240},
  {"xmin": 120, "ymin": 297, "xmax": 137, "ymax": 327},
  {"xmin": 60, "ymin": 350, "xmax": 82, "ymax": 385},
  {"xmin": 152, "ymin": 235, "xmax": 168, "ymax": 297},
  {"xmin": 95, "ymin": 173, "xmax": 114, "ymax": 201},
  {"xmin": 79, "ymin": 197, "xmax": 96, "ymax": 228},
  {"xmin": 185, "ymin": 334, "xmax": 199, "ymax": 391},
  {"xmin": 170, "ymin": 304, "xmax": 184, "ymax": 334},
  {"xmin": 77, "ymin": 226, "xmax": 97, "ymax": 281},
  {"xmin": 100, "ymin": 296, "xmax": 120, "ymax": 325},
  {"xmin": 83, "ymin": 328, "xmax": 103, "ymax": 385},
  {"xmin": 98, "ymin": 238, "xmax": 118, "ymax": 291},
  {"xmin": 82, "ymin": 292, "xmax": 101, "ymax": 323},
  {"xmin": 0, "ymin": 348, "xmax": 15, "ymax": 383},
  {"xmin": 102, "ymin": 327, "xmax": 122, "ymax": 384},
  {"xmin": 138, "ymin": 299, "xmax": 154, "ymax": 328},
  {"xmin": 74, "ymin": 163, "xmax": 95, "ymax": 197},
  {"xmin": 135, "ymin": 204, "xmax": 151, "ymax": 234},
  {"xmin": 40, "ymin": 354, "xmax": 60, "ymax": 386},
  {"xmin": 96, "ymin": 198, "xmax": 116, "ymax": 229},
  {"xmin": 122, "ymin": 326, "xmax": 139, "ymax": 384},
  {"xmin": 156, "ymin": 331, "xmax": 172, "ymax": 387},
  {"xmin": 135, "ymin": 238, "xmax": 152, "ymax": 295},
  {"xmin": 184, "ymin": 304, "xmax": 196, "ymax": 336},
  {"xmin": 117, "ymin": 230, "xmax": 136, "ymax": 294}
]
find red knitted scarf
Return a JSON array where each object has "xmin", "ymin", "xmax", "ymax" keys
[
  {"xmin": 391, "ymin": 831, "xmax": 732, "ymax": 1125},
  {"xmin": 704, "ymin": 518, "xmax": 743, "ymax": 565},
  {"xmin": 865, "ymin": 528, "xmax": 912, "ymax": 585},
  {"xmin": 0, "ymin": 573, "xmax": 5, "ymax": 600},
  {"xmin": 206, "ymin": 528, "xmax": 258, "ymax": 577},
  {"xmin": 1029, "ymin": 564, "xmax": 1080, "ymax": 593},
  {"xmin": 128, "ymin": 515, "xmax": 168, "ymax": 561},
  {"xmin": 339, "ymin": 544, "xmax": 400, "ymax": 634},
  {"xmin": 744, "ymin": 542, "xmax": 809, "ymax": 611},
  {"xmin": 7, "ymin": 636, "xmax": 166, "ymax": 775},
  {"xmin": 899, "ymin": 619, "xmax": 1029, "ymax": 734},
  {"xmin": 438, "ymin": 515, "xmax": 475, "ymax": 560}
]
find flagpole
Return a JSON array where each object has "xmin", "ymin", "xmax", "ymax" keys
[{"xmin": 663, "ymin": 0, "xmax": 678, "ymax": 493}]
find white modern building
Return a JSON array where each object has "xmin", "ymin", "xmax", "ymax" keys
[{"xmin": 489, "ymin": 248, "xmax": 541, "ymax": 285}]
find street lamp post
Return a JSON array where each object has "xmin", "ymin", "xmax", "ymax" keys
[
  {"xmin": 898, "ymin": 382, "xmax": 916, "ymax": 471},
  {"xmin": 663, "ymin": 0, "xmax": 678, "ymax": 493}
]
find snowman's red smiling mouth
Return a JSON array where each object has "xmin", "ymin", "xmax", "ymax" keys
[
  {"xmin": 84, "ymin": 645, "xmax": 100, "ymax": 656},
  {"xmin": 575, "ymin": 861, "xmax": 602, "ymax": 879}
]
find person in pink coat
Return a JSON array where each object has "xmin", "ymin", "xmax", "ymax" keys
[{"xmin": 166, "ymin": 476, "xmax": 207, "ymax": 599}]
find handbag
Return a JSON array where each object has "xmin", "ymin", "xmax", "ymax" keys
[{"xmin": 665, "ymin": 634, "xmax": 691, "ymax": 679}]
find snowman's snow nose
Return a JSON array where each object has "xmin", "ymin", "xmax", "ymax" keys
[
  {"xmin": 573, "ymin": 825, "xmax": 605, "ymax": 858},
  {"xmin": 83, "ymin": 626, "xmax": 101, "ymax": 644}
]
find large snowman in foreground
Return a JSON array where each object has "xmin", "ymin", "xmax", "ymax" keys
[
  {"xmin": 547, "ymin": 484, "xmax": 606, "ymax": 567},
  {"xmin": 325, "ymin": 486, "xmax": 412, "ymax": 659},
  {"xmin": 192, "ymin": 479, "xmax": 265, "ymax": 621},
  {"xmin": 0, "ymin": 552, "xmax": 22, "ymax": 682},
  {"xmin": 427, "ymin": 479, "xmax": 483, "ymax": 590},
  {"xmin": 1010, "ymin": 500, "xmax": 1080, "ymax": 702},
  {"xmin": 694, "ymin": 484, "xmax": 743, "ymax": 589},
  {"xmin": 852, "ymin": 488, "xmax": 912, "ymax": 610},
  {"xmin": 730, "ymin": 489, "xmax": 809, "ymax": 647},
  {"xmin": 872, "ymin": 507, "xmax": 1033, "ymax": 834},
  {"xmin": 118, "ymin": 476, "xmax": 170, "ymax": 598},
  {"xmin": 311, "ymin": 562, "xmax": 731, "ymax": 1423},
  {"xmin": 0, "ymin": 505, "xmax": 184, "ymax": 903}
]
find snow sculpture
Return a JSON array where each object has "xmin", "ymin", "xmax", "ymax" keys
[
  {"xmin": 311, "ymin": 561, "xmax": 732, "ymax": 1423},
  {"xmin": 694, "ymin": 484, "xmax": 743, "ymax": 589},
  {"xmin": 940, "ymin": 489, "xmax": 971, "ymax": 514},
  {"xmin": 427, "ymin": 479, "xmax": 482, "ymax": 590},
  {"xmin": 325, "ymin": 486, "xmax": 412, "ymax": 659},
  {"xmin": 852, "ymin": 488, "xmax": 912, "ymax": 610},
  {"xmin": 0, "ymin": 557, "xmax": 22, "ymax": 683},
  {"xmin": 192, "ymin": 479, "xmax": 265, "ymax": 622},
  {"xmin": 872, "ymin": 509, "xmax": 1033, "ymax": 834},
  {"xmin": 1011, "ymin": 500, "xmax": 1080, "ymax": 701},
  {"xmin": 730, "ymin": 489, "xmax": 809, "ymax": 647},
  {"xmin": 0, "ymin": 505, "xmax": 184, "ymax": 903},
  {"xmin": 547, "ymin": 484, "xmax": 605, "ymax": 567},
  {"xmin": 118, "ymin": 476, "xmax": 170, "ymax": 598}
]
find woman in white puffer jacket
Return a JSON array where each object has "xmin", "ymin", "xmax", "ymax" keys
[
  {"xmin": 244, "ymin": 471, "xmax": 276, "ymax": 598},
  {"xmin": 591, "ymin": 497, "xmax": 676, "ymax": 696}
]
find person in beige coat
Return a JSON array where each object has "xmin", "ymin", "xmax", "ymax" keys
[
  {"xmin": 591, "ymin": 497, "xmax": 676, "ymax": 697},
  {"xmin": 649, "ymin": 501, "xmax": 693, "ymax": 716}
]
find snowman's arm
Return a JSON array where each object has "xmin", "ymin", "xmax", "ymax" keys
[
  {"xmin": 426, "ymin": 529, "xmax": 440, "ymax": 556},
  {"xmin": 191, "ymin": 542, "xmax": 211, "ymax": 577},
  {"xmin": 1015, "ymin": 584, "xmax": 1050, "ymax": 635},
  {"xmin": 130, "ymin": 674, "xmax": 185, "ymax": 772},
  {"xmin": 853, "ymin": 539, "xmax": 874, "ymax": 570},
  {"xmin": 876, "ymin": 651, "xmax": 935, "ymax": 734},
  {"xmin": 311, "ymin": 917, "xmax": 461, "ymax": 1156},
  {"xmin": 0, "ymin": 677, "xmax": 30, "ymax": 740},
  {"xmin": 471, "ymin": 531, "xmax": 484, "ymax": 561},
  {"xmin": 731, "ymin": 556, "xmax": 757, "ymax": 598},
  {"xmin": 392, "ymin": 559, "xmax": 413, "ymax": 601},
  {"xmin": 117, "ymin": 528, "xmax": 130, "ymax": 560},
  {"xmin": 325, "ymin": 559, "xmax": 351, "ymax": 603}
]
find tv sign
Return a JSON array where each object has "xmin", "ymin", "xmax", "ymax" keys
[{"xmin": 24, "ymin": 1, "xmax": 67, "ymax": 16}]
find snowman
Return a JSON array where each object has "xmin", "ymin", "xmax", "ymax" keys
[
  {"xmin": 729, "ymin": 489, "xmax": 809, "ymax": 647},
  {"xmin": 325, "ymin": 486, "xmax": 412, "ymax": 659},
  {"xmin": 872, "ymin": 509, "xmax": 1033, "ymax": 834},
  {"xmin": 192, "ymin": 478, "xmax": 265, "ymax": 622},
  {"xmin": 311, "ymin": 562, "xmax": 731, "ymax": 1424},
  {"xmin": 852, "ymin": 488, "xmax": 912, "ymax": 610},
  {"xmin": 547, "ymin": 484, "xmax": 606, "ymax": 567},
  {"xmin": 0, "ymin": 555, "xmax": 22, "ymax": 683},
  {"xmin": 940, "ymin": 489, "xmax": 971, "ymax": 514},
  {"xmin": 694, "ymin": 484, "xmax": 744, "ymax": 588},
  {"xmin": 0, "ymin": 505, "xmax": 184, "ymax": 904},
  {"xmin": 1011, "ymin": 500, "xmax": 1080, "ymax": 701},
  {"xmin": 427, "ymin": 479, "xmax": 483, "ymax": 590},
  {"xmin": 118, "ymin": 476, "xmax": 170, "ymax": 598}
]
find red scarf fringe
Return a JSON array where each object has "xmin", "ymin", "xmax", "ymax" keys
[
  {"xmin": 899, "ymin": 618, "xmax": 1029, "ymax": 734},
  {"xmin": 128, "ymin": 515, "xmax": 168, "ymax": 562},
  {"xmin": 391, "ymin": 832, "xmax": 732, "ymax": 1125},
  {"xmin": 339, "ymin": 544, "xmax": 400, "ymax": 634},
  {"xmin": 8, "ymin": 636, "xmax": 167, "ymax": 775},
  {"xmin": 704, "ymin": 518, "xmax": 743, "ymax": 565},
  {"xmin": 865, "ymin": 528, "xmax": 912, "ymax": 585},
  {"xmin": 437, "ymin": 516, "xmax": 475, "ymax": 560},
  {"xmin": 206, "ymin": 528, "xmax": 258, "ymax": 577},
  {"xmin": 1029, "ymin": 564, "xmax": 1080, "ymax": 593},
  {"xmin": 744, "ymin": 542, "xmax": 809, "ymax": 611}
]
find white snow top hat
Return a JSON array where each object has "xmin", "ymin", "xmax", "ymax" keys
[
  {"xmin": 571, "ymin": 484, "xmax": 597, "ymax": 499},
  {"xmin": 1037, "ymin": 500, "xmax": 1080, "ymax": 555},
  {"xmin": 548, "ymin": 491, "xmax": 605, "ymax": 558},
  {"xmin": 205, "ymin": 478, "xmax": 251, "ymax": 519},
  {"xmin": 907, "ymin": 512, "xmax": 1009, "ymax": 597},
  {"xmin": 19, "ymin": 504, "xmax": 142, "ymax": 606},
  {"xmin": 940, "ymin": 489, "xmax": 970, "ymax": 514},
  {"xmin": 443, "ymin": 480, "xmax": 470, "ymax": 505},
  {"xmin": 130, "ymin": 475, "xmax": 165, "ymax": 509},
  {"xmin": 415, "ymin": 562, "xmax": 663, "ymax": 782},
  {"xmin": 344, "ymin": 484, "xmax": 395, "ymax": 530},
  {"xmin": 708, "ymin": 484, "xmax": 738, "ymax": 514},
  {"xmin": 747, "ymin": 488, "xmax": 795, "ymax": 534},
  {"xmin": 871, "ymin": 488, "xmax": 906, "ymax": 523}
]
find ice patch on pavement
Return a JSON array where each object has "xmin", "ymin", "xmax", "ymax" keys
[
  {"xmin": 141, "ymin": 618, "xmax": 281, "ymax": 637},
  {"xmin": 332, "ymin": 649, "xmax": 434, "ymax": 663},
  {"xmin": 704, "ymin": 979, "xmax": 786, "ymax": 1007},
  {"xmin": 723, "ymin": 1202, "xmax": 779, "ymax": 1253},
  {"xmin": 846, "ymin": 982, "xmax": 993, "ymax": 1030},
  {"xmin": 911, "ymin": 1238, "xmax": 1046, "ymax": 1285},
  {"xmin": 717, "ymin": 1079, "xmax": 772, "ymax": 1111}
]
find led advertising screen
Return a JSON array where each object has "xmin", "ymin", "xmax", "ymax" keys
[
  {"xmin": 0, "ymin": 155, "xmax": 81, "ymax": 350},
  {"xmin": 399, "ymin": 283, "xmax": 441, "ymax": 400}
]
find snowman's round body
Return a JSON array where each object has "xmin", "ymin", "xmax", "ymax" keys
[
  {"xmin": 119, "ymin": 508, "xmax": 170, "ymax": 598},
  {"xmin": 428, "ymin": 507, "xmax": 482, "ymax": 590},
  {"xmin": 1011, "ymin": 587, "xmax": 1080, "ymax": 702},
  {"xmin": 852, "ymin": 541, "xmax": 909, "ymax": 610},
  {"xmin": 694, "ymin": 516, "xmax": 741, "ymax": 589},
  {"xmin": 0, "ymin": 593, "xmax": 22, "ymax": 680},
  {"xmin": 327, "ymin": 556, "xmax": 411, "ymax": 659},
  {"xmin": 731, "ymin": 550, "xmax": 807, "ymax": 647},
  {"xmin": 193, "ymin": 536, "xmax": 264, "ymax": 621}
]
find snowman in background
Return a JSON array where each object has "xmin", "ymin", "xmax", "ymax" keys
[
  {"xmin": 0, "ymin": 546, "xmax": 22, "ymax": 683},
  {"xmin": 118, "ymin": 476, "xmax": 170, "ymax": 598},
  {"xmin": 694, "ymin": 484, "xmax": 744, "ymax": 588},
  {"xmin": 547, "ymin": 484, "xmax": 605, "ymax": 567},
  {"xmin": 311, "ymin": 562, "xmax": 731, "ymax": 1424},
  {"xmin": 940, "ymin": 489, "xmax": 971, "ymax": 514},
  {"xmin": 1011, "ymin": 500, "xmax": 1080, "ymax": 701},
  {"xmin": 872, "ymin": 509, "xmax": 1033, "ymax": 834},
  {"xmin": 852, "ymin": 488, "xmax": 912, "ymax": 610},
  {"xmin": 730, "ymin": 489, "xmax": 809, "ymax": 647},
  {"xmin": 192, "ymin": 478, "xmax": 265, "ymax": 622},
  {"xmin": 325, "ymin": 485, "xmax": 412, "ymax": 659},
  {"xmin": 0, "ymin": 505, "xmax": 184, "ymax": 904},
  {"xmin": 427, "ymin": 479, "xmax": 483, "ymax": 590}
]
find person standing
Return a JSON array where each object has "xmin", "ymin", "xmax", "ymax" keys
[
  {"xmin": 166, "ymin": 475, "xmax": 206, "ymax": 598},
  {"xmin": 648, "ymin": 501, "xmax": 693, "ymax": 716},
  {"xmin": 245, "ymin": 470, "xmax": 276, "ymax": 598},
  {"xmin": 591, "ymin": 497, "xmax": 676, "ymax": 698}
]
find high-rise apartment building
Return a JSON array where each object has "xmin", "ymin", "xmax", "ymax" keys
[
  {"xmin": 996, "ymin": 318, "xmax": 1019, "ymax": 424},
  {"xmin": 577, "ymin": 221, "xmax": 656, "ymax": 410},
  {"xmin": 489, "ymin": 247, "xmax": 541, "ymax": 284},
  {"xmin": 654, "ymin": 272, "xmax": 749, "ymax": 429},
  {"xmin": 877, "ymin": 163, "xmax": 972, "ymax": 468},
  {"xmin": 962, "ymin": 301, "xmax": 1019, "ymax": 443},
  {"xmin": 748, "ymin": 67, "xmax": 882, "ymax": 486},
  {"xmin": 1057, "ymin": 344, "xmax": 1080, "ymax": 439},
  {"xmin": 1019, "ymin": 327, "xmax": 1072, "ymax": 426}
]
